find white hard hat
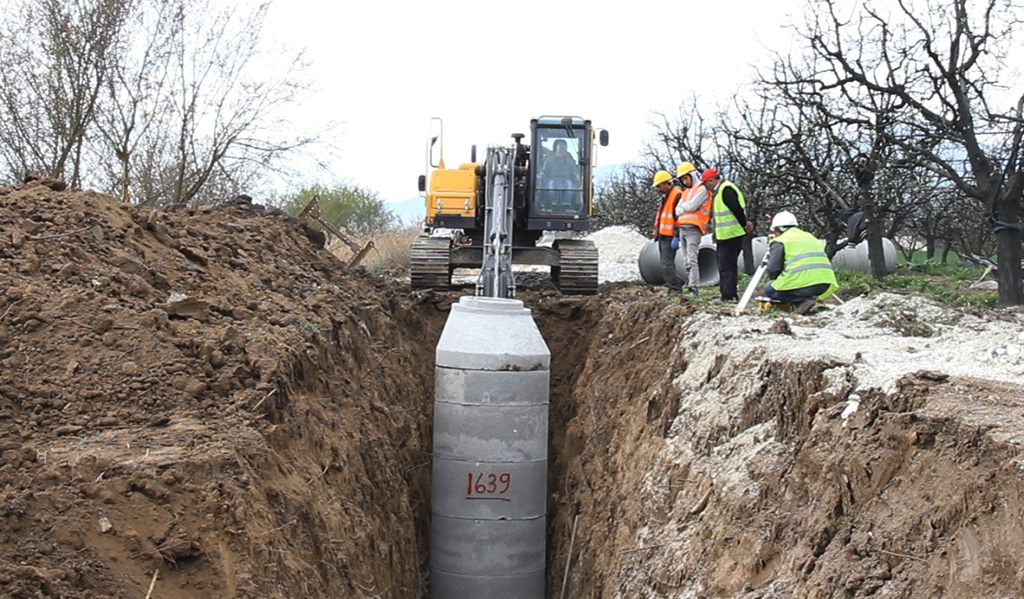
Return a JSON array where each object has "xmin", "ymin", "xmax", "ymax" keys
[{"xmin": 770, "ymin": 211, "xmax": 798, "ymax": 229}]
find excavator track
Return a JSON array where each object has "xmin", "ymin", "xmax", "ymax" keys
[
  {"xmin": 411, "ymin": 235, "xmax": 453, "ymax": 290},
  {"xmin": 552, "ymin": 239, "xmax": 599, "ymax": 295}
]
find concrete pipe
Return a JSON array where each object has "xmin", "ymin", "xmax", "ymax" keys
[
  {"xmin": 637, "ymin": 240, "xmax": 664, "ymax": 285},
  {"xmin": 832, "ymin": 238, "xmax": 897, "ymax": 274},
  {"xmin": 695, "ymin": 234, "xmax": 720, "ymax": 287},
  {"xmin": 736, "ymin": 236, "xmax": 769, "ymax": 273},
  {"xmin": 637, "ymin": 237, "xmax": 720, "ymax": 287}
]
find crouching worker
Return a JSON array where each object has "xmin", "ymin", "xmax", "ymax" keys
[{"xmin": 764, "ymin": 211, "xmax": 838, "ymax": 315}]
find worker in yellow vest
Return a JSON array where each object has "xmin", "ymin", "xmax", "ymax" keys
[
  {"xmin": 765, "ymin": 211, "xmax": 839, "ymax": 314},
  {"xmin": 674, "ymin": 162, "xmax": 711, "ymax": 296},
  {"xmin": 701, "ymin": 168, "xmax": 753, "ymax": 303},
  {"xmin": 651, "ymin": 170, "xmax": 683, "ymax": 294}
]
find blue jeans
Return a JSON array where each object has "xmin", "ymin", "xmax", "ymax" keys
[
  {"xmin": 764, "ymin": 281, "xmax": 830, "ymax": 305},
  {"xmin": 545, "ymin": 179, "xmax": 581, "ymax": 211}
]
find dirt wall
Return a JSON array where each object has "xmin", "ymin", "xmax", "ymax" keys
[
  {"xmin": 0, "ymin": 183, "xmax": 447, "ymax": 598},
  {"xmin": 539, "ymin": 297, "xmax": 1024, "ymax": 598}
]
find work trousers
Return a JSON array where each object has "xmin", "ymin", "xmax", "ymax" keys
[
  {"xmin": 764, "ymin": 281, "xmax": 830, "ymax": 305},
  {"xmin": 716, "ymin": 235, "xmax": 744, "ymax": 301},
  {"xmin": 658, "ymin": 237, "xmax": 682, "ymax": 293},
  {"xmin": 677, "ymin": 226, "xmax": 702, "ymax": 289}
]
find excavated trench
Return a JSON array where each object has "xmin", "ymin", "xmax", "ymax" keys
[
  {"xmin": 3, "ymin": 184, "xmax": 1022, "ymax": 599},
  {"xmin": 256, "ymin": 288, "xmax": 1024, "ymax": 598}
]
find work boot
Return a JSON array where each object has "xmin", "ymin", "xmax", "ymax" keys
[
  {"xmin": 688, "ymin": 287, "xmax": 699, "ymax": 297},
  {"xmin": 795, "ymin": 298, "xmax": 817, "ymax": 315}
]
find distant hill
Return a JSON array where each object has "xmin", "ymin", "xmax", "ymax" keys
[{"xmin": 387, "ymin": 196, "xmax": 426, "ymax": 227}]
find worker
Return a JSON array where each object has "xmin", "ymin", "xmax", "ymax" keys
[
  {"xmin": 652, "ymin": 170, "xmax": 684, "ymax": 295},
  {"xmin": 701, "ymin": 168, "xmax": 753, "ymax": 303},
  {"xmin": 673, "ymin": 162, "xmax": 711, "ymax": 296},
  {"xmin": 764, "ymin": 210, "xmax": 838, "ymax": 314},
  {"xmin": 541, "ymin": 140, "xmax": 581, "ymax": 210},
  {"xmin": 839, "ymin": 207, "xmax": 868, "ymax": 248}
]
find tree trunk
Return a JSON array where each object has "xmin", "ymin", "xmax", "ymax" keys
[
  {"xmin": 741, "ymin": 234, "xmax": 754, "ymax": 276},
  {"xmin": 995, "ymin": 191, "xmax": 1023, "ymax": 305},
  {"xmin": 925, "ymin": 236, "xmax": 936, "ymax": 261},
  {"xmin": 862, "ymin": 190, "xmax": 886, "ymax": 279}
]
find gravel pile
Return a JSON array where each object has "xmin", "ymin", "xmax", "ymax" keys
[
  {"xmin": 692, "ymin": 292, "xmax": 1024, "ymax": 391},
  {"xmin": 584, "ymin": 226, "xmax": 647, "ymax": 283}
]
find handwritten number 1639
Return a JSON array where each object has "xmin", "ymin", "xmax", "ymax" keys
[{"xmin": 466, "ymin": 472, "xmax": 512, "ymax": 498}]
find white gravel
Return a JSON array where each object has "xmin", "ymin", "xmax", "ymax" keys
[
  {"xmin": 693, "ymin": 293, "xmax": 1024, "ymax": 391},
  {"xmin": 584, "ymin": 225, "xmax": 647, "ymax": 283},
  {"xmin": 585, "ymin": 225, "xmax": 1024, "ymax": 390}
]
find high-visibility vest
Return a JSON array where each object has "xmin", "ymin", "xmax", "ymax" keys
[
  {"xmin": 676, "ymin": 186, "xmax": 712, "ymax": 234},
  {"xmin": 712, "ymin": 181, "xmax": 746, "ymax": 240},
  {"xmin": 654, "ymin": 186, "xmax": 682, "ymax": 237},
  {"xmin": 772, "ymin": 227, "xmax": 838, "ymax": 298}
]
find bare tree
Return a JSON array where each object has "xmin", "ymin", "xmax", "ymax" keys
[
  {"xmin": 645, "ymin": 96, "xmax": 718, "ymax": 171},
  {"xmin": 592, "ymin": 162, "xmax": 659, "ymax": 235},
  {"xmin": 0, "ymin": 0, "xmax": 322, "ymax": 205},
  {"xmin": 93, "ymin": 0, "xmax": 180, "ymax": 202},
  {"xmin": 0, "ymin": 0, "xmax": 131, "ymax": 186},
  {"xmin": 771, "ymin": 0, "xmax": 1024, "ymax": 304},
  {"xmin": 97, "ymin": 0, "xmax": 318, "ymax": 206}
]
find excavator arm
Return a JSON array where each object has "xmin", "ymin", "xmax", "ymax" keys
[{"xmin": 477, "ymin": 147, "xmax": 517, "ymax": 298}]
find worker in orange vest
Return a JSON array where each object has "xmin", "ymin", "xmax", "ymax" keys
[
  {"xmin": 674, "ymin": 162, "xmax": 712, "ymax": 296},
  {"xmin": 652, "ymin": 170, "xmax": 683, "ymax": 294}
]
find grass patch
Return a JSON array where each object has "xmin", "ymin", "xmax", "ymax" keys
[
  {"xmin": 897, "ymin": 250, "xmax": 963, "ymax": 265},
  {"xmin": 835, "ymin": 264, "xmax": 998, "ymax": 308}
]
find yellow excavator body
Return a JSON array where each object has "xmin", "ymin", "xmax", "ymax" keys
[{"xmin": 426, "ymin": 163, "xmax": 479, "ymax": 224}]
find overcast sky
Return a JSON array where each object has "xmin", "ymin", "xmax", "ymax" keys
[{"xmin": 262, "ymin": 0, "xmax": 806, "ymax": 203}]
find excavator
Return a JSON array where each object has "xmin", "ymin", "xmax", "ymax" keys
[{"xmin": 411, "ymin": 116, "xmax": 609, "ymax": 297}]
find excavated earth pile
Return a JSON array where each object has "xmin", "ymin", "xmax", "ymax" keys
[
  {"xmin": 1, "ymin": 182, "xmax": 1024, "ymax": 598},
  {"xmin": 0, "ymin": 183, "xmax": 448, "ymax": 598}
]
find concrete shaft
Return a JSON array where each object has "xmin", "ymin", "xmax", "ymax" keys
[{"xmin": 431, "ymin": 297, "xmax": 551, "ymax": 599}]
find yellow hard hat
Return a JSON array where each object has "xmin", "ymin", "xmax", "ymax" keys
[
  {"xmin": 651, "ymin": 170, "xmax": 673, "ymax": 187},
  {"xmin": 676, "ymin": 162, "xmax": 697, "ymax": 178}
]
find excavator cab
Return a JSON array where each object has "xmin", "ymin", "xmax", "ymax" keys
[
  {"xmin": 532, "ymin": 127, "xmax": 585, "ymax": 216},
  {"xmin": 526, "ymin": 117, "xmax": 605, "ymax": 231}
]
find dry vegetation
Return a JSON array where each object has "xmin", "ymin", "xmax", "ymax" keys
[{"xmin": 327, "ymin": 226, "xmax": 421, "ymax": 273}]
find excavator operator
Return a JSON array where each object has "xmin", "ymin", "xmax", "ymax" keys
[{"xmin": 540, "ymin": 139, "xmax": 582, "ymax": 212}]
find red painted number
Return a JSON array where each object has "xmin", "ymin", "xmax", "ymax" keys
[{"xmin": 466, "ymin": 472, "xmax": 513, "ymax": 501}]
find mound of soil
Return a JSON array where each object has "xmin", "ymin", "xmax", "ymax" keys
[{"xmin": 0, "ymin": 183, "xmax": 443, "ymax": 598}]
